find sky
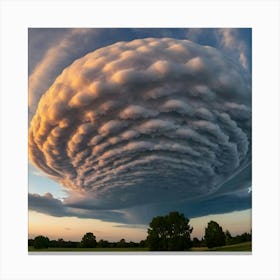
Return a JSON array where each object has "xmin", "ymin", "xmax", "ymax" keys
[{"xmin": 28, "ymin": 28, "xmax": 252, "ymax": 242}]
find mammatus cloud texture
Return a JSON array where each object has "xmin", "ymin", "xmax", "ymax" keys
[
  {"xmin": 28, "ymin": 28, "xmax": 251, "ymax": 118},
  {"xmin": 29, "ymin": 38, "xmax": 251, "ymax": 216},
  {"xmin": 28, "ymin": 29, "xmax": 100, "ymax": 115}
]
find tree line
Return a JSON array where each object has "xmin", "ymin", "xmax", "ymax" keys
[
  {"xmin": 28, "ymin": 234, "xmax": 146, "ymax": 249},
  {"xmin": 29, "ymin": 211, "xmax": 251, "ymax": 251}
]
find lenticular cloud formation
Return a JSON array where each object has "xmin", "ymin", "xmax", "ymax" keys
[{"xmin": 29, "ymin": 38, "xmax": 251, "ymax": 209}]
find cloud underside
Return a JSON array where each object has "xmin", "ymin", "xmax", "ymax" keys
[
  {"xmin": 29, "ymin": 163, "xmax": 251, "ymax": 224},
  {"xmin": 29, "ymin": 192, "xmax": 251, "ymax": 225},
  {"xmin": 29, "ymin": 37, "xmax": 251, "ymax": 220}
]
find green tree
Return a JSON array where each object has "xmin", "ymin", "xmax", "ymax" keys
[
  {"xmin": 139, "ymin": 240, "xmax": 147, "ymax": 248},
  {"xmin": 192, "ymin": 237, "xmax": 201, "ymax": 247},
  {"xmin": 147, "ymin": 211, "xmax": 193, "ymax": 251},
  {"xmin": 33, "ymin": 235, "xmax": 50, "ymax": 249},
  {"xmin": 80, "ymin": 232, "xmax": 97, "ymax": 248},
  {"xmin": 28, "ymin": 239, "xmax": 34, "ymax": 247},
  {"xmin": 225, "ymin": 230, "xmax": 232, "ymax": 245},
  {"xmin": 57, "ymin": 238, "xmax": 65, "ymax": 247},
  {"xmin": 204, "ymin": 221, "xmax": 226, "ymax": 248},
  {"xmin": 117, "ymin": 238, "xmax": 127, "ymax": 248},
  {"xmin": 98, "ymin": 239, "xmax": 110, "ymax": 248}
]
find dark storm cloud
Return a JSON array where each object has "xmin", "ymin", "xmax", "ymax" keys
[
  {"xmin": 29, "ymin": 38, "xmax": 251, "ymax": 215},
  {"xmin": 28, "ymin": 192, "xmax": 70, "ymax": 217},
  {"xmin": 28, "ymin": 187, "xmax": 251, "ymax": 225},
  {"xmin": 28, "ymin": 192, "xmax": 127, "ymax": 223}
]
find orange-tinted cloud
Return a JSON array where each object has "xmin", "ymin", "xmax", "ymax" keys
[{"xmin": 29, "ymin": 38, "xmax": 251, "ymax": 213}]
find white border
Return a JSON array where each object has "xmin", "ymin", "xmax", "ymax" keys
[{"xmin": 1, "ymin": 0, "xmax": 279, "ymax": 279}]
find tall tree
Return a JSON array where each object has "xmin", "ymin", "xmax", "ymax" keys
[
  {"xmin": 80, "ymin": 232, "xmax": 97, "ymax": 248},
  {"xmin": 225, "ymin": 230, "xmax": 232, "ymax": 245},
  {"xmin": 117, "ymin": 238, "xmax": 127, "ymax": 248},
  {"xmin": 33, "ymin": 235, "xmax": 50, "ymax": 249},
  {"xmin": 204, "ymin": 221, "xmax": 226, "ymax": 248},
  {"xmin": 147, "ymin": 211, "xmax": 193, "ymax": 251}
]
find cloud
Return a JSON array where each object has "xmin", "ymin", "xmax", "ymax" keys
[
  {"xmin": 29, "ymin": 192, "xmax": 70, "ymax": 217},
  {"xmin": 183, "ymin": 28, "xmax": 251, "ymax": 78},
  {"xmin": 29, "ymin": 171, "xmax": 251, "ymax": 225},
  {"xmin": 29, "ymin": 28, "xmax": 185, "ymax": 118},
  {"xmin": 215, "ymin": 28, "xmax": 250, "ymax": 70},
  {"xmin": 28, "ymin": 29, "xmax": 101, "ymax": 116},
  {"xmin": 29, "ymin": 28, "xmax": 251, "ymax": 119},
  {"xmin": 28, "ymin": 192, "xmax": 128, "ymax": 223},
  {"xmin": 29, "ymin": 37, "xmax": 251, "ymax": 219}
]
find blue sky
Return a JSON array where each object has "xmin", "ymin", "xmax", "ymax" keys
[
  {"xmin": 28, "ymin": 28, "xmax": 252, "ymax": 240},
  {"xmin": 29, "ymin": 163, "xmax": 67, "ymax": 198}
]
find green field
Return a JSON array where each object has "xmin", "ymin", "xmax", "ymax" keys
[
  {"xmin": 191, "ymin": 242, "xmax": 251, "ymax": 252},
  {"xmin": 29, "ymin": 242, "xmax": 251, "ymax": 252},
  {"xmin": 209, "ymin": 241, "xmax": 251, "ymax": 251}
]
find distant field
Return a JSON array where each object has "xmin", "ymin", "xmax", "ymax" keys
[
  {"xmin": 210, "ymin": 241, "xmax": 251, "ymax": 251},
  {"xmin": 29, "ymin": 242, "xmax": 251, "ymax": 252},
  {"xmin": 191, "ymin": 242, "xmax": 252, "ymax": 252}
]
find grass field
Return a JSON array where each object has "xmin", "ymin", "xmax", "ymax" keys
[
  {"xmin": 191, "ymin": 242, "xmax": 251, "ymax": 252},
  {"xmin": 29, "ymin": 242, "xmax": 251, "ymax": 252},
  {"xmin": 209, "ymin": 241, "xmax": 251, "ymax": 251}
]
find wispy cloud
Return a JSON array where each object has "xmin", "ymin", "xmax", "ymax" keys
[
  {"xmin": 215, "ymin": 28, "xmax": 250, "ymax": 70},
  {"xmin": 184, "ymin": 28, "xmax": 251, "ymax": 73}
]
